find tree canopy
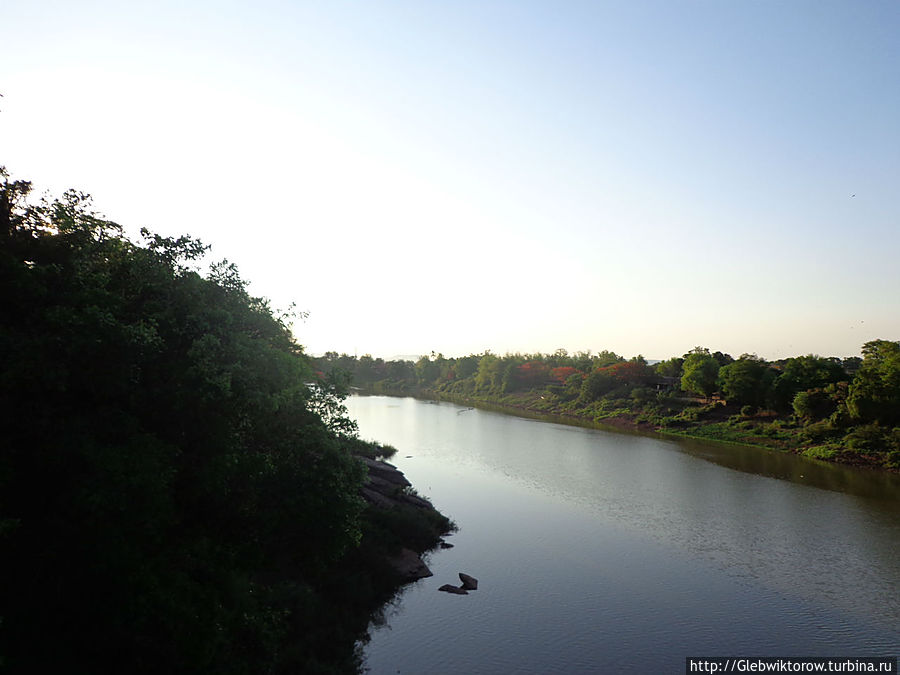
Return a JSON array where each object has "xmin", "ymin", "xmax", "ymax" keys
[
  {"xmin": 847, "ymin": 340, "xmax": 900, "ymax": 426},
  {"xmin": 681, "ymin": 348, "xmax": 720, "ymax": 399},
  {"xmin": 717, "ymin": 354, "xmax": 776, "ymax": 408},
  {"xmin": 0, "ymin": 168, "xmax": 384, "ymax": 673},
  {"xmin": 315, "ymin": 337, "xmax": 900, "ymax": 470}
]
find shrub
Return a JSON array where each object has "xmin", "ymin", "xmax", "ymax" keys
[
  {"xmin": 630, "ymin": 387, "xmax": 654, "ymax": 404},
  {"xmin": 678, "ymin": 407, "xmax": 702, "ymax": 422},
  {"xmin": 844, "ymin": 424, "xmax": 887, "ymax": 452},
  {"xmin": 885, "ymin": 450, "xmax": 900, "ymax": 469},
  {"xmin": 342, "ymin": 437, "xmax": 398, "ymax": 460},
  {"xmin": 800, "ymin": 420, "xmax": 839, "ymax": 444},
  {"xmin": 803, "ymin": 444, "xmax": 841, "ymax": 460}
]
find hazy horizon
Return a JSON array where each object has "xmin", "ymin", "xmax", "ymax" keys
[{"xmin": 3, "ymin": 1, "xmax": 898, "ymax": 361}]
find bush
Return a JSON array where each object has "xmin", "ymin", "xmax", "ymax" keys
[
  {"xmin": 829, "ymin": 406, "xmax": 851, "ymax": 429},
  {"xmin": 677, "ymin": 407, "xmax": 701, "ymax": 422},
  {"xmin": 630, "ymin": 386, "xmax": 654, "ymax": 405},
  {"xmin": 800, "ymin": 420, "xmax": 839, "ymax": 444},
  {"xmin": 886, "ymin": 450, "xmax": 900, "ymax": 469},
  {"xmin": 656, "ymin": 416, "xmax": 673, "ymax": 428},
  {"xmin": 758, "ymin": 424, "xmax": 780, "ymax": 437},
  {"xmin": 342, "ymin": 437, "xmax": 398, "ymax": 460},
  {"xmin": 803, "ymin": 444, "xmax": 841, "ymax": 460},
  {"xmin": 844, "ymin": 424, "xmax": 888, "ymax": 452}
]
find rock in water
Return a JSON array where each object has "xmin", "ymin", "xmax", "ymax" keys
[
  {"xmin": 459, "ymin": 573, "xmax": 478, "ymax": 590},
  {"xmin": 438, "ymin": 584, "xmax": 468, "ymax": 595}
]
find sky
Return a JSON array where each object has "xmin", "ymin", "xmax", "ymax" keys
[{"xmin": 2, "ymin": 0, "xmax": 899, "ymax": 361}]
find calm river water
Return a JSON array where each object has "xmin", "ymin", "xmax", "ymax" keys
[{"xmin": 347, "ymin": 396, "xmax": 900, "ymax": 674}]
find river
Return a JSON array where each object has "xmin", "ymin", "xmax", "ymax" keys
[{"xmin": 346, "ymin": 396, "xmax": 900, "ymax": 674}]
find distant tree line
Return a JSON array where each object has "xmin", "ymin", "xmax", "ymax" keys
[{"xmin": 313, "ymin": 342, "xmax": 900, "ymax": 469}]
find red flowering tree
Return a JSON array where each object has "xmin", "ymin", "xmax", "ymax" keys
[
  {"xmin": 580, "ymin": 359, "xmax": 652, "ymax": 403},
  {"xmin": 509, "ymin": 360, "xmax": 551, "ymax": 391},
  {"xmin": 603, "ymin": 360, "xmax": 653, "ymax": 385},
  {"xmin": 551, "ymin": 366, "xmax": 581, "ymax": 383}
]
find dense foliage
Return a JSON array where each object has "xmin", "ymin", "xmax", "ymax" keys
[
  {"xmin": 314, "ymin": 342, "xmax": 900, "ymax": 470},
  {"xmin": 0, "ymin": 169, "xmax": 444, "ymax": 673}
]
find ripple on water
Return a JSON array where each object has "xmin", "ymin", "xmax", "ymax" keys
[{"xmin": 350, "ymin": 397, "xmax": 900, "ymax": 674}]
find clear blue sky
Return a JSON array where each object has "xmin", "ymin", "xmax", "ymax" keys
[{"xmin": 3, "ymin": 1, "xmax": 898, "ymax": 360}]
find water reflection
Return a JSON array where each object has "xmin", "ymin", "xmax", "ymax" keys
[
  {"xmin": 676, "ymin": 436, "xmax": 900, "ymax": 501},
  {"xmin": 451, "ymin": 397, "xmax": 900, "ymax": 502}
]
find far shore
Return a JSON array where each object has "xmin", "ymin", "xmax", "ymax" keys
[{"xmin": 354, "ymin": 388, "xmax": 898, "ymax": 475}]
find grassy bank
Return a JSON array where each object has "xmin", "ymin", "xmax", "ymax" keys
[{"xmin": 371, "ymin": 388, "xmax": 896, "ymax": 473}]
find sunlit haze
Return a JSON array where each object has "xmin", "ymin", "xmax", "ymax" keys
[{"xmin": 3, "ymin": 1, "xmax": 898, "ymax": 360}]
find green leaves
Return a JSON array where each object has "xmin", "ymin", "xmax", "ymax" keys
[
  {"xmin": 681, "ymin": 348, "xmax": 720, "ymax": 399},
  {"xmin": 847, "ymin": 340, "xmax": 900, "ymax": 426},
  {"xmin": 717, "ymin": 355, "xmax": 775, "ymax": 408},
  {"xmin": 0, "ymin": 171, "xmax": 369, "ymax": 673},
  {"xmin": 140, "ymin": 227, "xmax": 209, "ymax": 270},
  {"xmin": 307, "ymin": 367, "xmax": 360, "ymax": 436}
]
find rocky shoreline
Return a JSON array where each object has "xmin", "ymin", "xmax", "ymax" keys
[
  {"xmin": 355, "ymin": 454, "xmax": 453, "ymax": 582},
  {"xmin": 354, "ymin": 453, "xmax": 483, "ymax": 606}
]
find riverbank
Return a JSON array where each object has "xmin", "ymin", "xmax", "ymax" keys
[
  {"xmin": 362, "ymin": 387, "xmax": 897, "ymax": 473},
  {"xmin": 328, "ymin": 441, "xmax": 454, "ymax": 669},
  {"xmin": 313, "ymin": 347, "xmax": 900, "ymax": 473}
]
